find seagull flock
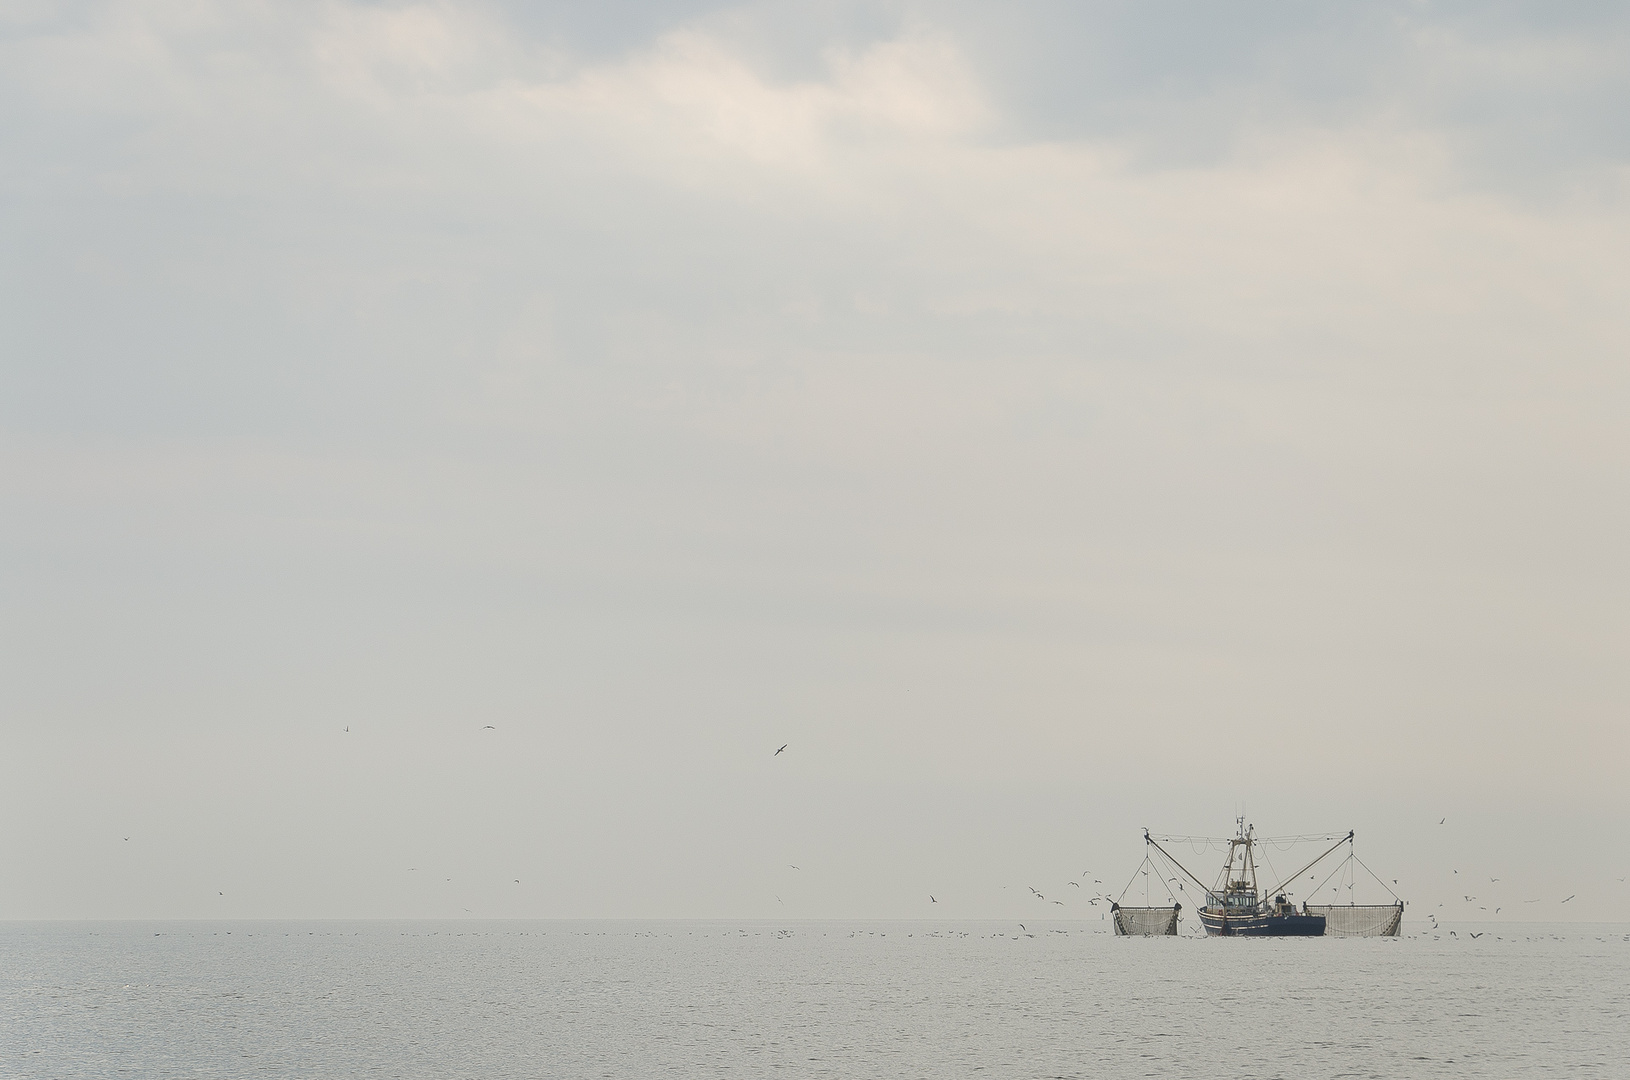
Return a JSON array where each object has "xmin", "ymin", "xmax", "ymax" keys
[{"xmin": 127, "ymin": 738, "xmax": 1615, "ymax": 923}]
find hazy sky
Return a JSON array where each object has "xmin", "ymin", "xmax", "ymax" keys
[{"xmin": 3, "ymin": 1, "xmax": 1627, "ymax": 922}]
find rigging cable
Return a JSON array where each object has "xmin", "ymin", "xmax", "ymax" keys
[
  {"xmin": 1117, "ymin": 852, "xmax": 1151, "ymax": 906},
  {"xmin": 1260, "ymin": 849, "xmax": 1282, "ymax": 897},
  {"xmin": 1310, "ymin": 852, "xmax": 1348, "ymax": 899},
  {"xmin": 1351, "ymin": 851, "xmax": 1402, "ymax": 903}
]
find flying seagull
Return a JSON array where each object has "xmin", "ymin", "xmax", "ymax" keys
[
  {"xmin": 1439, "ymin": 817, "xmax": 1445, "ymax": 825},
  {"xmin": 1562, "ymin": 895, "xmax": 1576, "ymax": 904},
  {"xmin": 483, "ymin": 725, "xmax": 496, "ymax": 730},
  {"xmin": 774, "ymin": 744, "xmax": 788, "ymax": 756},
  {"xmin": 930, "ymin": 895, "xmax": 937, "ymax": 903}
]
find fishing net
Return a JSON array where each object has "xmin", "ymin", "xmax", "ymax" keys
[
  {"xmin": 1112, "ymin": 904, "xmax": 1179, "ymax": 936},
  {"xmin": 1306, "ymin": 903, "xmax": 1403, "ymax": 937}
]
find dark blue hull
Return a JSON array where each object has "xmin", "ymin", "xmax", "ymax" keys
[{"xmin": 1198, "ymin": 910, "xmax": 1326, "ymax": 937}]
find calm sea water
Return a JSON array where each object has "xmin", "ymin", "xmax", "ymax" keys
[{"xmin": 3, "ymin": 920, "xmax": 1626, "ymax": 1078}]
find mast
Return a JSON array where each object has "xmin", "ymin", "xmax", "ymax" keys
[
  {"xmin": 1241, "ymin": 819, "xmax": 1257, "ymax": 894},
  {"xmin": 1216, "ymin": 817, "xmax": 1259, "ymax": 912}
]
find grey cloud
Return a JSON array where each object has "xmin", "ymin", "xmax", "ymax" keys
[{"xmin": 924, "ymin": 1, "xmax": 1630, "ymax": 188}]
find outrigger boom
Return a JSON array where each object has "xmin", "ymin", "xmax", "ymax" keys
[
  {"xmin": 1141, "ymin": 830, "xmax": 1213, "ymax": 896},
  {"xmin": 1262, "ymin": 831, "xmax": 1353, "ymax": 899}
]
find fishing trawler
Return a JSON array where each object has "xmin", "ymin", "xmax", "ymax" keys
[{"xmin": 1112, "ymin": 819, "xmax": 1404, "ymax": 937}]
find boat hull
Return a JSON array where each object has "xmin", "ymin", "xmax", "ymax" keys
[{"xmin": 1198, "ymin": 910, "xmax": 1327, "ymax": 937}]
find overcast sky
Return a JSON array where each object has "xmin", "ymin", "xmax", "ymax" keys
[{"xmin": 3, "ymin": 1, "xmax": 1627, "ymax": 922}]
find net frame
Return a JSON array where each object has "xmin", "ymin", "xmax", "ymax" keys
[
  {"xmin": 1112, "ymin": 904, "xmax": 1180, "ymax": 936},
  {"xmin": 1306, "ymin": 903, "xmax": 1403, "ymax": 937}
]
